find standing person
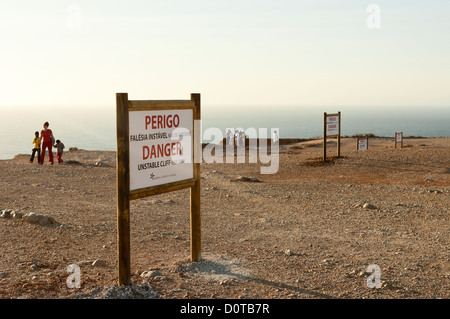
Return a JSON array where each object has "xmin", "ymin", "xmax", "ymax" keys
[
  {"xmin": 29, "ymin": 131, "xmax": 41, "ymax": 163},
  {"xmin": 226, "ymin": 129, "xmax": 232, "ymax": 147},
  {"xmin": 272, "ymin": 130, "xmax": 279, "ymax": 145},
  {"xmin": 53, "ymin": 139, "xmax": 65, "ymax": 164},
  {"xmin": 228, "ymin": 130, "xmax": 234, "ymax": 147},
  {"xmin": 39, "ymin": 121, "xmax": 55, "ymax": 165}
]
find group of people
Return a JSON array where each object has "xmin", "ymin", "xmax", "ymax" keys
[
  {"xmin": 226, "ymin": 129, "xmax": 247, "ymax": 148},
  {"xmin": 225, "ymin": 129, "xmax": 279, "ymax": 147},
  {"xmin": 30, "ymin": 121, "xmax": 65, "ymax": 165}
]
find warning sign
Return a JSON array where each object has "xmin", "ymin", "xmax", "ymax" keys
[
  {"xmin": 129, "ymin": 110, "xmax": 194, "ymax": 191},
  {"xmin": 326, "ymin": 115, "xmax": 339, "ymax": 136}
]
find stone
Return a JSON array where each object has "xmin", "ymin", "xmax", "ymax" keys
[
  {"xmin": 235, "ymin": 176, "xmax": 261, "ymax": 183},
  {"xmin": 40, "ymin": 215, "xmax": 57, "ymax": 225},
  {"xmin": 92, "ymin": 259, "xmax": 108, "ymax": 267},
  {"xmin": 0, "ymin": 210, "xmax": 13, "ymax": 219},
  {"xmin": 140, "ymin": 270, "xmax": 162, "ymax": 279},
  {"xmin": 22, "ymin": 212, "xmax": 42, "ymax": 223},
  {"xmin": 284, "ymin": 249, "xmax": 294, "ymax": 256},
  {"xmin": 11, "ymin": 211, "xmax": 23, "ymax": 219},
  {"xmin": 363, "ymin": 203, "xmax": 377, "ymax": 210},
  {"xmin": 152, "ymin": 276, "xmax": 165, "ymax": 281},
  {"xmin": 358, "ymin": 270, "xmax": 371, "ymax": 277},
  {"xmin": 95, "ymin": 161, "xmax": 109, "ymax": 167},
  {"xmin": 321, "ymin": 259, "xmax": 333, "ymax": 266},
  {"xmin": 23, "ymin": 212, "xmax": 58, "ymax": 226}
]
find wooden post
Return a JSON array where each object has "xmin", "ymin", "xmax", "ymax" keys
[
  {"xmin": 366, "ymin": 136, "xmax": 369, "ymax": 150},
  {"xmin": 190, "ymin": 93, "xmax": 201, "ymax": 262},
  {"xmin": 323, "ymin": 112, "xmax": 327, "ymax": 162},
  {"xmin": 116, "ymin": 93, "xmax": 131, "ymax": 286},
  {"xmin": 400, "ymin": 132, "xmax": 403, "ymax": 148},
  {"xmin": 337, "ymin": 111, "xmax": 341, "ymax": 157}
]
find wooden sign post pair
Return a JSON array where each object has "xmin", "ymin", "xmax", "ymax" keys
[
  {"xmin": 323, "ymin": 112, "xmax": 341, "ymax": 162},
  {"xmin": 116, "ymin": 93, "xmax": 201, "ymax": 286}
]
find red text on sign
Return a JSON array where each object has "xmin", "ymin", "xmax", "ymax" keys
[
  {"xmin": 143, "ymin": 142, "xmax": 182, "ymax": 160},
  {"xmin": 145, "ymin": 115, "xmax": 180, "ymax": 130}
]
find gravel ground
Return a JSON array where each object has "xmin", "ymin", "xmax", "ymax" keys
[{"xmin": 0, "ymin": 137, "xmax": 448, "ymax": 299}]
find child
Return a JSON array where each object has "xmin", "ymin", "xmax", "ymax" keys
[
  {"xmin": 29, "ymin": 131, "xmax": 41, "ymax": 163},
  {"xmin": 53, "ymin": 139, "xmax": 65, "ymax": 164}
]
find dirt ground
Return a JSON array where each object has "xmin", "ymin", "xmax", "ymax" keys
[{"xmin": 0, "ymin": 137, "xmax": 448, "ymax": 299}]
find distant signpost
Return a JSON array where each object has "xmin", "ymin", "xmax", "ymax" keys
[
  {"xmin": 323, "ymin": 112, "xmax": 341, "ymax": 161},
  {"xmin": 116, "ymin": 93, "xmax": 201, "ymax": 286},
  {"xmin": 357, "ymin": 136, "xmax": 369, "ymax": 151},
  {"xmin": 395, "ymin": 132, "xmax": 403, "ymax": 148}
]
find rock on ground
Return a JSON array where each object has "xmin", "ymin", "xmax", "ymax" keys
[{"xmin": 22, "ymin": 212, "xmax": 59, "ymax": 226}]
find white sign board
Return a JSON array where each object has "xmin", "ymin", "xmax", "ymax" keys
[
  {"xmin": 396, "ymin": 133, "xmax": 403, "ymax": 142},
  {"xmin": 129, "ymin": 109, "xmax": 194, "ymax": 191},
  {"xmin": 326, "ymin": 115, "xmax": 339, "ymax": 136},
  {"xmin": 358, "ymin": 139, "xmax": 368, "ymax": 151}
]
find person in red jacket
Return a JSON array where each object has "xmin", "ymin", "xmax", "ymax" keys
[{"xmin": 39, "ymin": 121, "xmax": 55, "ymax": 165}]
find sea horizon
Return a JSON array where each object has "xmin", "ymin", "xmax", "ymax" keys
[{"xmin": 1, "ymin": 104, "xmax": 449, "ymax": 160}]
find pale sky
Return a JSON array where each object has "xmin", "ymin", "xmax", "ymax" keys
[{"xmin": 0, "ymin": 0, "xmax": 449, "ymax": 108}]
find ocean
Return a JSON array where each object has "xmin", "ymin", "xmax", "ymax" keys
[{"xmin": 1, "ymin": 105, "xmax": 449, "ymax": 160}]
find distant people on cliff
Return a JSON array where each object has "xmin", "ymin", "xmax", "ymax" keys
[
  {"xmin": 272, "ymin": 130, "xmax": 279, "ymax": 145},
  {"xmin": 29, "ymin": 131, "xmax": 41, "ymax": 163},
  {"xmin": 241, "ymin": 130, "xmax": 246, "ymax": 148},
  {"xmin": 39, "ymin": 121, "xmax": 55, "ymax": 165},
  {"xmin": 235, "ymin": 130, "xmax": 247, "ymax": 148},
  {"xmin": 226, "ymin": 129, "xmax": 233, "ymax": 147}
]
